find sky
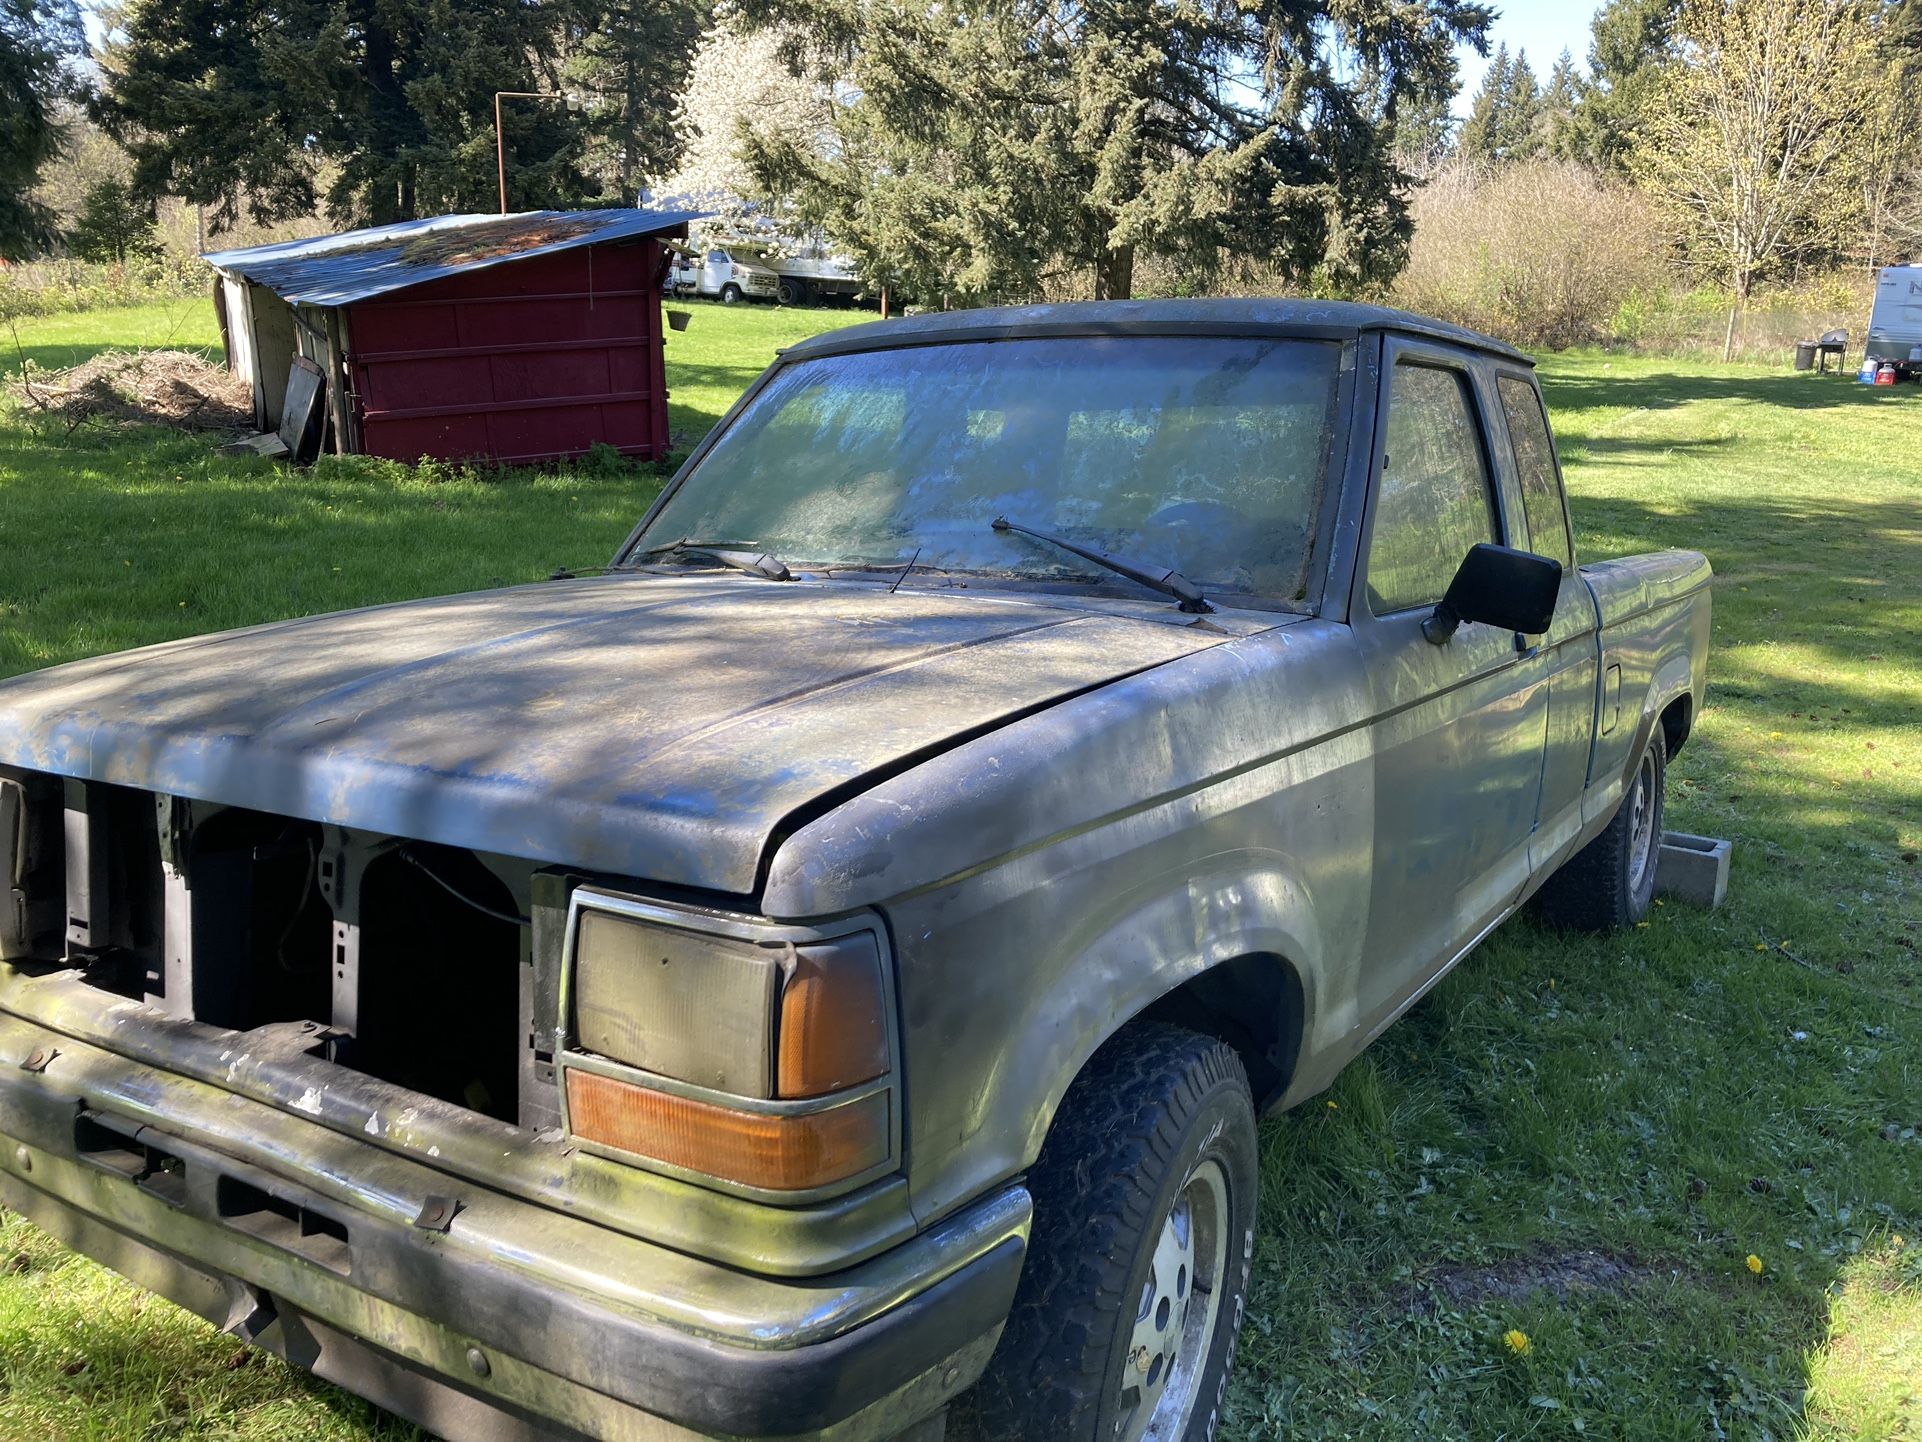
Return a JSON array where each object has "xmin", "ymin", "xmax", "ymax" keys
[{"xmin": 1452, "ymin": 0, "xmax": 1604, "ymax": 117}]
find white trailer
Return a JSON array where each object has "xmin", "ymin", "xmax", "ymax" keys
[{"xmin": 1867, "ymin": 264, "xmax": 1922, "ymax": 379}]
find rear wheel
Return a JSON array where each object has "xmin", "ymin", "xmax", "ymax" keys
[
  {"xmin": 1535, "ymin": 727, "xmax": 1666, "ymax": 930},
  {"xmin": 956, "ymin": 1023, "xmax": 1257, "ymax": 1442}
]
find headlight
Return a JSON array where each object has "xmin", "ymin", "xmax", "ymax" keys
[{"xmin": 558, "ymin": 890, "xmax": 895, "ymax": 1197}]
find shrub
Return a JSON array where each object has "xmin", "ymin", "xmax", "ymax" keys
[{"xmin": 1391, "ymin": 161, "xmax": 1669, "ymax": 349}]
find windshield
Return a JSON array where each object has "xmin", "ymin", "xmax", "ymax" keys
[{"xmin": 630, "ymin": 335, "xmax": 1343, "ymax": 605}]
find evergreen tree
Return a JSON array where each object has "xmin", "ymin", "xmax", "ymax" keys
[
  {"xmin": 566, "ymin": 0, "xmax": 710, "ymax": 199},
  {"xmin": 1459, "ymin": 45, "xmax": 1514, "ymax": 164},
  {"xmin": 96, "ymin": 0, "xmax": 605, "ymax": 229},
  {"xmin": 1, "ymin": 0, "xmax": 83, "ymax": 259},
  {"xmin": 1563, "ymin": 0, "xmax": 1684, "ymax": 171},
  {"xmin": 735, "ymin": 0, "xmax": 1492, "ymax": 302},
  {"xmin": 1460, "ymin": 44, "xmax": 1542, "ymax": 166},
  {"xmin": 1392, "ymin": 85, "xmax": 1463, "ymax": 179},
  {"xmin": 67, "ymin": 177, "xmax": 159, "ymax": 262},
  {"xmin": 1540, "ymin": 47, "xmax": 1581, "ymax": 155}
]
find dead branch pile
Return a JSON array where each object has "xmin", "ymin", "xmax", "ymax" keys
[{"xmin": 10, "ymin": 349, "xmax": 253, "ymax": 430}]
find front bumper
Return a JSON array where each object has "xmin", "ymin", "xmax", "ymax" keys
[{"xmin": 0, "ymin": 1003, "xmax": 1028, "ymax": 1441}]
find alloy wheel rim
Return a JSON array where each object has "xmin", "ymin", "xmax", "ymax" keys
[
  {"xmin": 1115, "ymin": 1158, "xmax": 1229, "ymax": 1442},
  {"xmin": 1627, "ymin": 747, "xmax": 1658, "ymax": 893}
]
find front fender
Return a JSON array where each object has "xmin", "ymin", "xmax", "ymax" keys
[
  {"xmin": 877, "ymin": 842, "xmax": 1348, "ymax": 1230},
  {"xmin": 760, "ymin": 622, "xmax": 1375, "ymax": 1229}
]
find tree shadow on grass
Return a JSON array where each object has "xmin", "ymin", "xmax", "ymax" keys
[{"xmin": 1543, "ymin": 365, "xmax": 1918, "ymax": 418}]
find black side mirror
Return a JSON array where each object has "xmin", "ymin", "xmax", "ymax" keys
[{"xmin": 1422, "ymin": 543, "xmax": 1562, "ymax": 644}]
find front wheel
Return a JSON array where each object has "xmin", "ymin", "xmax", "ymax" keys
[
  {"xmin": 956, "ymin": 1023, "xmax": 1257, "ymax": 1442},
  {"xmin": 719, "ymin": 282, "xmax": 743, "ymax": 304},
  {"xmin": 1535, "ymin": 727, "xmax": 1667, "ymax": 930}
]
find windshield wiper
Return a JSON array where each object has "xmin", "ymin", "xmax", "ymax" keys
[
  {"xmin": 991, "ymin": 517, "xmax": 1212, "ymax": 614},
  {"xmin": 631, "ymin": 540, "xmax": 792, "ymax": 582}
]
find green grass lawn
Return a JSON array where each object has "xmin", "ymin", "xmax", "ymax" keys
[{"xmin": 1, "ymin": 306, "xmax": 1919, "ymax": 1441}]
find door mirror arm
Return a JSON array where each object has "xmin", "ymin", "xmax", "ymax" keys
[
  {"xmin": 1423, "ymin": 543, "xmax": 1563, "ymax": 646},
  {"xmin": 1421, "ymin": 600, "xmax": 1466, "ymax": 645}
]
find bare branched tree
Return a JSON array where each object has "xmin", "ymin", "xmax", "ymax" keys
[{"xmin": 1633, "ymin": 0, "xmax": 1881, "ymax": 359}]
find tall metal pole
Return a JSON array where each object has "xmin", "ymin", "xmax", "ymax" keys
[
  {"xmin": 494, "ymin": 91, "xmax": 570, "ymax": 214},
  {"xmin": 496, "ymin": 92, "xmax": 508, "ymax": 213}
]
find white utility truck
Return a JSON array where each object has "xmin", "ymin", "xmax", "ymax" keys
[
  {"xmin": 1867, "ymin": 264, "xmax": 1922, "ymax": 379},
  {"xmin": 670, "ymin": 232, "xmax": 864, "ymax": 307},
  {"xmin": 670, "ymin": 246, "xmax": 781, "ymax": 305}
]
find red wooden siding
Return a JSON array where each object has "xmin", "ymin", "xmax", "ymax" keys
[{"xmin": 343, "ymin": 240, "xmax": 669, "ymax": 465}]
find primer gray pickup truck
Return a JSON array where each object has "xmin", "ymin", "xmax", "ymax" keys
[{"xmin": 0, "ymin": 300, "xmax": 1710, "ymax": 1442}]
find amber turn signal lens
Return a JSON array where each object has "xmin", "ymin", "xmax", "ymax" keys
[
  {"xmin": 777, "ymin": 936, "xmax": 890, "ymax": 1099},
  {"xmin": 565, "ymin": 1067, "xmax": 889, "ymax": 1191}
]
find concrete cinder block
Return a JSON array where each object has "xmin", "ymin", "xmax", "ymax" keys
[{"xmin": 1656, "ymin": 831, "xmax": 1731, "ymax": 909}]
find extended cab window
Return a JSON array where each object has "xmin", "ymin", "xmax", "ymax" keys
[
  {"xmin": 1366, "ymin": 363, "xmax": 1496, "ymax": 615},
  {"xmin": 1498, "ymin": 376, "xmax": 1572, "ymax": 571}
]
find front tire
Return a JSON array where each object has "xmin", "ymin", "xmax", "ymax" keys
[
  {"xmin": 719, "ymin": 282, "xmax": 743, "ymax": 304},
  {"xmin": 957, "ymin": 1023, "xmax": 1257, "ymax": 1442},
  {"xmin": 1536, "ymin": 727, "xmax": 1667, "ymax": 930}
]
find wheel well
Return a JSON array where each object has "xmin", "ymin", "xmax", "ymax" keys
[
  {"xmin": 1660, "ymin": 694, "xmax": 1693, "ymax": 759},
  {"xmin": 1136, "ymin": 952, "xmax": 1305, "ymax": 1110}
]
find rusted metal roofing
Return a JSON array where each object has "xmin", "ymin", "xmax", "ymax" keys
[{"xmin": 202, "ymin": 208, "xmax": 704, "ymax": 308}]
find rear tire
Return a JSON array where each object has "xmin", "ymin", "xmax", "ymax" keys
[
  {"xmin": 1535, "ymin": 727, "xmax": 1667, "ymax": 931},
  {"xmin": 956, "ymin": 1023, "xmax": 1257, "ymax": 1442}
]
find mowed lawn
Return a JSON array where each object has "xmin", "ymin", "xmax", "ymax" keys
[{"xmin": 1, "ymin": 303, "xmax": 1918, "ymax": 1441}]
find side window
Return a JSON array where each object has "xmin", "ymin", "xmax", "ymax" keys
[
  {"xmin": 1498, "ymin": 376, "xmax": 1572, "ymax": 571},
  {"xmin": 1367, "ymin": 363, "xmax": 1497, "ymax": 615}
]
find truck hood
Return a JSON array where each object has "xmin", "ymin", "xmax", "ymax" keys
[{"xmin": 0, "ymin": 576, "xmax": 1229, "ymax": 895}]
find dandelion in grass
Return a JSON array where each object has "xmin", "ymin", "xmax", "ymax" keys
[
  {"xmin": 1746, "ymin": 1254, "xmax": 1764, "ymax": 1275},
  {"xmin": 1502, "ymin": 1329, "xmax": 1531, "ymax": 1356}
]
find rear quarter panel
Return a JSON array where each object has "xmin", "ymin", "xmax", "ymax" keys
[{"xmin": 1582, "ymin": 550, "xmax": 1712, "ymax": 814}]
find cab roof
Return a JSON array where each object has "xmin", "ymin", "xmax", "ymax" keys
[{"xmin": 779, "ymin": 298, "xmax": 1532, "ymax": 366}]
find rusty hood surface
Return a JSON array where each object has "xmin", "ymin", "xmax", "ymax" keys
[{"xmin": 0, "ymin": 576, "xmax": 1229, "ymax": 895}]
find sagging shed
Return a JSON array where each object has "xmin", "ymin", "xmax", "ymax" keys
[{"xmin": 203, "ymin": 208, "xmax": 701, "ymax": 465}]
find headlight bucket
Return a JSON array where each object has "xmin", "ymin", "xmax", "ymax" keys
[{"xmin": 556, "ymin": 888, "xmax": 899, "ymax": 1201}]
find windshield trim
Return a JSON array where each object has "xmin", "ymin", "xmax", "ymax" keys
[{"xmin": 613, "ymin": 328, "xmax": 1356, "ymax": 617}]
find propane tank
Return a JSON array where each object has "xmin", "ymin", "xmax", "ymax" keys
[
  {"xmin": 1859, "ymin": 354, "xmax": 1880, "ymax": 384},
  {"xmin": 1875, "ymin": 362, "xmax": 1898, "ymax": 386}
]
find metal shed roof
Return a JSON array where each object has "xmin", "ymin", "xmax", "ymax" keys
[{"xmin": 202, "ymin": 208, "xmax": 704, "ymax": 308}]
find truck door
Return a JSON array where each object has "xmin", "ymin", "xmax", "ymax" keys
[
  {"xmin": 1349, "ymin": 339, "xmax": 1550, "ymax": 1027},
  {"xmin": 1487, "ymin": 369, "xmax": 1600, "ymax": 872}
]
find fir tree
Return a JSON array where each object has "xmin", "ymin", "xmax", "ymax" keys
[
  {"xmin": 1562, "ymin": 0, "xmax": 1684, "ymax": 172},
  {"xmin": 96, "ymin": 0, "xmax": 607, "ymax": 228},
  {"xmin": 1459, "ymin": 45, "xmax": 1514, "ymax": 164},
  {"xmin": 735, "ymin": 0, "xmax": 1492, "ymax": 302},
  {"xmin": 1, "ymin": 0, "xmax": 83, "ymax": 259},
  {"xmin": 66, "ymin": 177, "xmax": 159, "ymax": 262},
  {"xmin": 1460, "ymin": 44, "xmax": 1542, "ymax": 166},
  {"xmin": 566, "ymin": 0, "xmax": 710, "ymax": 199},
  {"xmin": 1540, "ymin": 47, "xmax": 1581, "ymax": 159}
]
